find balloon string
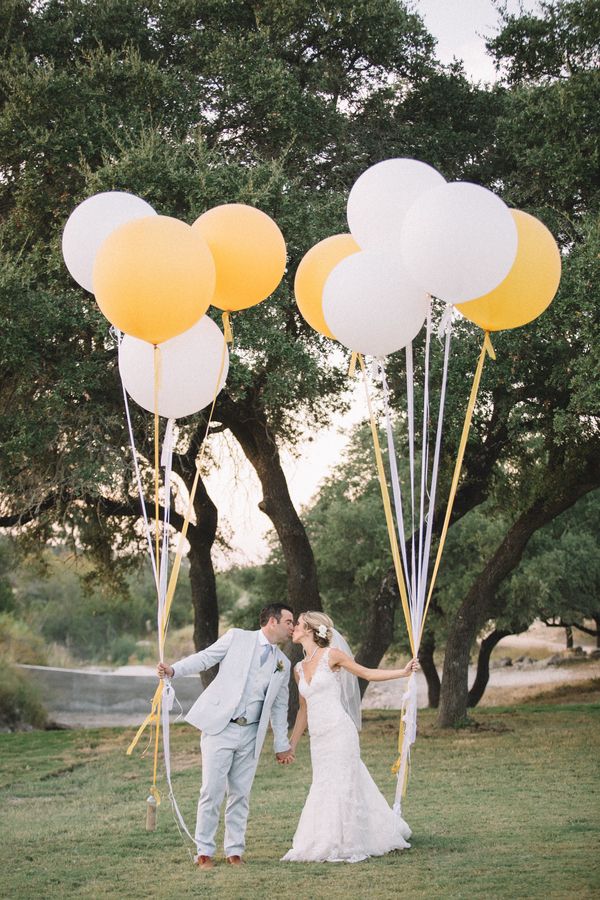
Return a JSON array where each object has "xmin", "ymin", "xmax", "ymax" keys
[{"xmin": 420, "ymin": 331, "xmax": 495, "ymax": 638}]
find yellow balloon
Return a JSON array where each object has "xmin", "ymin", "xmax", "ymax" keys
[
  {"xmin": 192, "ymin": 204, "xmax": 286, "ymax": 312},
  {"xmin": 294, "ymin": 234, "xmax": 361, "ymax": 338},
  {"xmin": 93, "ymin": 215, "xmax": 215, "ymax": 344},
  {"xmin": 456, "ymin": 210, "xmax": 561, "ymax": 332}
]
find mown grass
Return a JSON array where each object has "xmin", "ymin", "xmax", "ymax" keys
[{"xmin": 1, "ymin": 702, "xmax": 599, "ymax": 900}]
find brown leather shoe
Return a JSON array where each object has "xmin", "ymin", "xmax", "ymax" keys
[
  {"xmin": 226, "ymin": 855, "xmax": 245, "ymax": 866},
  {"xmin": 194, "ymin": 854, "xmax": 215, "ymax": 870}
]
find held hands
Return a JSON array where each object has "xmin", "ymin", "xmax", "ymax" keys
[
  {"xmin": 157, "ymin": 662, "xmax": 174, "ymax": 678},
  {"xmin": 276, "ymin": 749, "xmax": 295, "ymax": 765}
]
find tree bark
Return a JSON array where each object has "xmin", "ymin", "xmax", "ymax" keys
[
  {"xmin": 218, "ymin": 395, "xmax": 322, "ymax": 616},
  {"xmin": 419, "ymin": 631, "xmax": 440, "ymax": 708},
  {"xmin": 437, "ymin": 459, "xmax": 600, "ymax": 728},
  {"xmin": 467, "ymin": 628, "xmax": 511, "ymax": 708},
  {"xmin": 181, "ymin": 472, "xmax": 219, "ymax": 687},
  {"xmin": 565, "ymin": 625, "xmax": 574, "ymax": 649},
  {"xmin": 216, "ymin": 394, "xmax": 323, "ymax": 722},
  {"xmin": 355, "ymin": 568, "xmax": 398, "ymax": 697}
]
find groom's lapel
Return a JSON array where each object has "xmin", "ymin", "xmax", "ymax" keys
[
  {"xmin": 237, "ymin": 630, "xmax": 259, "ymax": 688},
  {"xmin": 263, "ymin": 649, "xmax": 285, "ymax": 704}
]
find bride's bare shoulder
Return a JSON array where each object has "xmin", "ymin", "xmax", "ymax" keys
[{"xmin": 327, "ymin": 647, "xmax": 350, "ymax": 669}]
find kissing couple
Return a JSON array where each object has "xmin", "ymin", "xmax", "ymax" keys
[{"xmin": 157, "ymin": 603, "xmax": 419, "ymax": 867}]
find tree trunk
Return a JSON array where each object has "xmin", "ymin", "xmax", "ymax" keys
[
  {"xmin": 355, "ymin": 568, "xmax": 398, "ymax": 697},
  {"xmin": 217, "ymin": 395, "xmax": 322, "ymax": 722},
  {"xmin": 419, "ymin": 631, "xmax": 440, "ymax": 708},
  {"xmin": 218, "ymin": 396, "xmax": 322, "ymax": 616},
  {"xmin": 437, "ymin": 462, "xmax": 600, "ymax": 728},
  {"xmin": 186, "ymin": 476, "xmax": 219, "ymax": 687},
  {"xmin": 565, "ymin": 625, "xmax": 574, "ymax": 649},
  {"xmin": 467, "ymin": 628, "xmax": 511, "ymax": 707}
]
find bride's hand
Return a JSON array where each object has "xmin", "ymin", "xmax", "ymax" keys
[{"xmin": 403, "ymin": 658, "xmax": 420, "ymax": 676}]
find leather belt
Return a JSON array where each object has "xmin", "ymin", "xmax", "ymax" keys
[{"xmin": 230, "ymin": 716, "xmax": 258, "ymax": 726}]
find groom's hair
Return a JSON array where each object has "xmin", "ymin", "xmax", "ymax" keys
[{"xmin": 259, "ymin": 603, "xmax": 294, "ymax": 626}]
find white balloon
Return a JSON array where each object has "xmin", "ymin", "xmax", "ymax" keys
[
  {"xmin": 323, "ymin": 250, "xmax": 428, "ymax": 358},
  {"xmin": 347, "ymin": 158, "xmax": 446, "ymax": 252},
  {"xmin": 400, "ymin": 182, "xmax": 518, "ymax": 303},
  {"xmin": 119, "ymin": 315, "xmax": 229, "ymax": 419},
  {"xmin": 62, "ymin": 192, "xmax": 157, "ymax": 292}
]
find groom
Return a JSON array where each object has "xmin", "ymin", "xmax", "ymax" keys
[{"xmin": 157, "ymin": 603, "xmax": 295, "ymax": 869}]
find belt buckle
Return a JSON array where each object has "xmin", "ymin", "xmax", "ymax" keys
[{"xmin": 234, "ymin": 716, "xmax": 247, "ymax": 726}]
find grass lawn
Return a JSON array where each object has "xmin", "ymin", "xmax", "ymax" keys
[{"xmin": 1, "ymin": 701, "xmax": 598, "ymax": 900}]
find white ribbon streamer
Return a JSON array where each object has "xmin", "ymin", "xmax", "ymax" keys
[
  {"xmin": 161, "ymin": 679, "xmax": 195, "ymax": 845},
  {"xmin": 393, "ymin": 673, "xmax": 418, "ymax": 815},
  {"xmin": 380, "ymin": 366, "xmax": 412, "ymax": 604}
]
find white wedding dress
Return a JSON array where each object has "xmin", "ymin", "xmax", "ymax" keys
[{"xmin": 282, "ymin": 648, "xmax": 411, "ymax": 863}]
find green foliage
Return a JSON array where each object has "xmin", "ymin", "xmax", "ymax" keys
[
  {"xmin": 0, "ymin": 663, "xmax": 47, "ymax": 731},
  {"xmin": 0, "ymin": 613, "xmax": 48, "ymax": 665},
  {"xmin": 486, "ymin": 0, "xmax": 600, "ymax": 84},
  {"xmin": 499, "ymin": 490, "xmax": 600, "ymax": 629},
  {"xmin": 7, "ymin": 549, "xmax": 193, "ymax": 662},
  {"xmin": 0, "ymin": 538, "xmax": 15, "ymax": 613},
  {"xmin": 0, "ymin": 0, "xmax": 598, "ymax": 660},
  {"xmin": 218, "ymin": 562, "xmax": 288, "ymax": 630}
]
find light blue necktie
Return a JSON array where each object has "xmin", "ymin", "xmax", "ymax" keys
[{"xmin": 260, "ymin": 643, "xmax": 273, "ymax": 666}]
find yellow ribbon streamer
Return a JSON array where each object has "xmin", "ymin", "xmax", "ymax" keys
[
  {"xmin": 222, "ymin": 311, "xmax": 233, "ymax": 345},
  {"xmin": 153, "ymin": 346, "xmax": 162, "ymax": 586},
  {"xmin": 348, "ymin": 351, "xmax": 358, "ymax": 377},
  {"xmin": 419, "ymin": 331, "xmax": 495, "ymax": 643},
  {"xmin": 358, "ymin": 355, "xmax": 415, "ymax": 656}
]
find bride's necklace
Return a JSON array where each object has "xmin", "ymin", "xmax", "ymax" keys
[{"xmin": 303, "ymin": 646, "xmax": 319, "ymax": 663}]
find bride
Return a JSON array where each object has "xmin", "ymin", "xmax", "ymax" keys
[{"xmin": 282, "ymin": 611, "xmax": 419, "ymax": 864}]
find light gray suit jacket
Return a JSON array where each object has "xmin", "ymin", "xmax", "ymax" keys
[{"xmin": 172, "ymin": 628, "xmax": 291, "ymax": 759}]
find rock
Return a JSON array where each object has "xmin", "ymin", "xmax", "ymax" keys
[
  {"xmin": 546, "ymin": 654, "xmax": 562, "ymax": 666},
  {"xmin": 496, "ymin": 657, "xmax": 513, "ymax": 668},
  {"xmin": 588, "ymin": 649, "xmax": 600, "ymax": 659}
]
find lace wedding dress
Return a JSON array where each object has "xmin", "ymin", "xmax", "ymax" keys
[{"xmin": 281, "ymin": 648, "xmax": 411, "ymax": 863}]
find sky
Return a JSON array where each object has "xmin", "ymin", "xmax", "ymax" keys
[
  {"xmin": 205, "ymin": 0, "xmax": 541, "ymax": 567},
  {"xmin": 416, "ymin": 0, "xmax": 538, "ymax": 82}
]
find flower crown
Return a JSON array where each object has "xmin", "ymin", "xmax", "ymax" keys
[{"xmin": 316, "ymin": 624, "xmax": 328, "ymax": 639}]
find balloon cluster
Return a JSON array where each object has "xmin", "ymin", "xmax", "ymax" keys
[
  {"xmin": 295, "ymin": 159, "xmax": 561, "ymax": 356},
  {"xmin": 62, "ymin": 192, "xmax": 286, "ymax": 418}
]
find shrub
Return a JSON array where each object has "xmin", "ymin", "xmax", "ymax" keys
[
  {"xmin": 106, "ymin": 633, "xmax": 138, "ymax": 665},
  {"xmin": 0, "ymin": 613, "xmax": 48, "ymax": 665},
  {"xmin": 0, "ymin": 664, "xmax": 47, "ymax": 731}
]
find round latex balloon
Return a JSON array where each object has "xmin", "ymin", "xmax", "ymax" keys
[
  {"xmin": 322, "ymin": 250, "xmax": 428, "ymax": 357},
  {"xmin": 294, "ymin": 234, "xmax": 360, "ymax": 338},
  {"xmin": 62, "ymin": 192, "xmax": 157, "ymax": 292},
  {"xmin": 400, "ymin": 182, "xmax": 518, "ymax": 303},
  {"xmin": 119, "ymin": 315, "xmax": 229, "ymax": 419},
  {"xmin": 192, "ymin": 204, "xmax": 286, "ymax": 312},
  {"xmin": 456, "ymin": 211, "xmax": 561, "ymax": 331},
  {"xmin": 93, "ymin": 215, "xmax": 215, "ymax": 344},
  {"xmin": 347, "ymin": 158, "xmax": 445, "ymax": 252}
]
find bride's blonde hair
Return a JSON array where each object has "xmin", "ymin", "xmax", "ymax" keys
[{"xmin": 302, "ymin": 611, "xmax": 334, "ymax": 648}]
